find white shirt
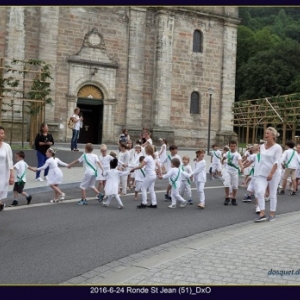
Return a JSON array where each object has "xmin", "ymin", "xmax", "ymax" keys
[
  {"xmin": 191, "ymin": 160, "xmax": 206, "ymax": 182},
  {"xmin": 211, "ymin": 150, "xmax": 222, "ymax": 164},
  {"xmin": 257, "ymin": 143, "xmax": 282, "ymax": 177},
  {"xmin": 144, "ymin": 155, "xmax": 156, "ymax": 176},
  {"xmin": 181, "ymin": 164, "xmax": 193, "ymax": 181},
  {"xmin": 72, "ymin": 114, "xmax": 80, "ymax": 130},
  {"xmin": 14, "ymin": 160, "xmax": 28, "ymax": 183},
  {"xmin": 224, "ymin": 151, "xmax": 242, "ymax": 174},
  {"xmin": 99, "ymin": 154, "xmax": 114, "ymax": 172},
  {"xmin": 118, "ymin": 150, "xmax": 130, "ymax": 170},
  {"xmin": 281, "ymin": 148, "xmax": 299, "ymax": 169},
  {"xmin": 247, "ymin": 153, "xmax": 260, "ymax": 177},
  {"xmin": 135, "ymin": 166, "xmax": 146, "ymax": 182},
  {"xmin": 161, "ymin": 153, "xmax": 182, "ymax": 171},
  {"xmin": 78, "ymin": 153, "xmax": 100, "ymax": 176}
]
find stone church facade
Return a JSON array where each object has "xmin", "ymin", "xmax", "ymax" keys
[{"xmin": 0, "ymin": 6, "xmax": 240, "ymax": 147}]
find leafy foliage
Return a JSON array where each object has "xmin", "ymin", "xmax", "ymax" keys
[{"xmin": 236, "ymin": 8, "xmax": 300, "ymax": 101}]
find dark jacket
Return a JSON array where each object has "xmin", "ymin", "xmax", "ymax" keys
[{"xmin": 34, "ymin": 133, "xmax": 54, "ymax": 155}]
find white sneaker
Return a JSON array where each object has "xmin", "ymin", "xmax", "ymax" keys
[
  {"xmin": 60, "ymin": 193, "xmax": 65, "ymax": 200},
  {"xmin": 118, "ymin": 205, "xmax": 124, "ymax": 209},
  {"xmin": 44, "ymin": 176, "xmax": 49, "ymax": 181},
  {"xmin": 35, "ymin": 177, "xmax": 44, "ymax": 182},
  {"xmin": 180, "ymin": 200, "xmax": 188, "ymax": 208},
  {"xmin": 168, "ymin": 204, "xmax": 176, "ymax": 208},
  {"xmin": 103, "ymin": 201, "xmax": 108, "ymax": 207},
  {"xmin": 256, "ymin": 206, "xmax": 261, "ymax": 213}
]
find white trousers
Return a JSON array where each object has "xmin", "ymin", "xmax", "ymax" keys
[
  {"xmin": 256, "ymin": 174, "xmax": 281, "ymax": 212},
  {"xmin": 106, "ymin": 194, "xmax": 123, "ymax": 206},
  {"xmin": 195, "ymin": 181, "xmax": 205, "ymax": 204},
  {"xmin": 141, "ymin": 175, "xmax": 157, "ymax": 205},
  {"xmin": 179, "ymin": 180, "xmax": 192, "ymax": 199},
  {"xmin": 171, "ymin": 186, "xmax": 186, "ymax": 206}
]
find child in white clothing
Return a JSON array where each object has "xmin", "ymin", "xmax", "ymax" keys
[
  {"xmin": 34, "ymin": 148, "xmax": 68, "ymax": 203},
  {"xmin": 9, "ymin": 151, "xmax": 33, "ymax": 206},
  {"xmin": 68, "ymin": 143, "xmax": 104, "ymax": 205},
  {"xmin": 96, "ymin": 144, "xmax": 114, "ymax": 200},
  {"xmin": 190, "ymin": 149, "xmax": 207, "ymax": 208},
  {"xmin": 134, "ymin": 156, "xmax": 145, "ymax": 200},
  {"xmin": 179, "ymin": 156, "xmax": 193, "ymax": 204},
  {"xmin": 210, "ymin": 144, "xmax": 222, "ymax": 180},
  {"xmin": 158, "ymin": 138, "xmax": 167, "ymax": 174},
  {"xmin": 103, "ymin": 158, "xmax": 130, "ymax": 209},
  {"xmin": 159, "ymin": 158, "xmax": 190, "ymax": 208},
  {"xmin": 118, "ymin": 143, "xmax": 130, "ymax": 195}
]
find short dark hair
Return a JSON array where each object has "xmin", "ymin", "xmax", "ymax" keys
[
  {"xmin": 229, "ymin": 140, "xmax": 237, "ymax": 146},
  {"xmin": 285, "ymin": 140, "xmax": 295, "ymax": 149},
  {"xmin": 171, "ymin": 158, "xmax": 180, "ymax": 168},
  {"xmin": 16, "ymin": 151, "xmax": 25, "ymax": 159},
  {"xmin": 139, "ymin": 156, "xmax": 145, "ymax": 163},
  {"xmin": 0, "ymin": 126, "xmax": 4, "ymax": 131},
  {"xmin": 169, "ymin": 145, "xmax": 178, "ymax": 151},
  {"xmin": 110, "ymin": 158, "xmax": 118, "ymax": 169}
]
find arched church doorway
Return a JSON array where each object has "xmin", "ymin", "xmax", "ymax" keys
[{"xmin": 77, "ymin": 84, "xmax": 104, "ymax": 144}]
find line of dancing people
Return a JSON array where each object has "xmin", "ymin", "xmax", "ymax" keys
[{"xmin": 1, "ymin": 125, "xmax": 298, "ymax": 222}]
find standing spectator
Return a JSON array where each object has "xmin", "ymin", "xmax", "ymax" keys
[
  {"xmin": 118, "ymin": 128, "xmax": 130, "ymax": 147},
  {"xmin": 142, "ymin": 130, "xmax": 153, "ymax": 147},
  {"xmin": 34, "ymin": 123, "xmax": 54, "ymax": 181},
  {"xmin": 0, "ymin": 126, "xmax": 14, "ymax": 211},
  {"xmin": 255, "ymin": 127, "xmax": 282, "ymax": 222},
  {"xmin": 71, "ymin": 107, "xmax": 83, "ymax": 151}
]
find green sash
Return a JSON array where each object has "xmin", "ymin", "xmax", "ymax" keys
[
  {"xmin": 17, "ymin": 168, "xmax": 26, "ymax": 185},
  {"xmin": 140, "ymin": 168, "xmax": 145, "ymax": 178},
  {"xmin": 170, "ymin": 168, "xmax": 181, "ymax": 188},
  {"xmin": 249, "ymin": 153, "xmax": 260, "ymax": 176},
  {"xmin": 181, "ymin": 165, "xmax": 190, "ymax": 184},
  {"xmin": 227, "ymin": 151, "xmax": 240, "ymax": 174},
  {"xmin": 168, "ymin": 154, "xmax": 172, "ymax": 162},
  {"xmin": 213, "ymin": 151, "xmax": 220, "ymax": 159},
  {"xmin": 83, "ymin": 154, "xmax": 97, "ymax": 177},
  {"xmin": 285, "ymin": 150, "xmax": 295, "ymax": 168}
]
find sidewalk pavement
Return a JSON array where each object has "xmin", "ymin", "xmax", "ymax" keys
[{"xmin": 62, "ymin": 210, "xmax": 300, "ymax": 285}]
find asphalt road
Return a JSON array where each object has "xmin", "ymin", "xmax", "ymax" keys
[{"xmin": 1, "ymin": 178, "xmax": 299, "ymax": 284}]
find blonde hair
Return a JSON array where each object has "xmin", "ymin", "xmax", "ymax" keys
[
  {"xmin": 145, "ymin": 144, "xmax": 155, "ymax": 159},
  {"xmin": 182, "ymin": 155, "xmax": 190, "ymax": 162},
  {"xmin": 109, "ymin": 151, "xmax": 117, "ymax": 158},
  {"xmin": 267, "ymin": 127, "xmax": 280, "ymax": 140},
  {"xmin": 100, "ymin": 144, "xmax": 107, "ymax": 151}
]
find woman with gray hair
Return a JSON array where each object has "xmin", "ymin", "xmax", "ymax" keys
[
  {"xmin": 0, "ymin": 126, "xmax": 14, "ymax": 211},
  {"xmin": 254, "ymin": 127, "xmax": 282, "ymax": 222}
]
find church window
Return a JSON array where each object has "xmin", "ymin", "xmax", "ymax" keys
[
  {"xmin": 193, "ymin": 30, "xmax": 203, "ymax": 53},
  {"xmin": 190, "ymin": 92, "xmax": 200, "ymax": 114}
]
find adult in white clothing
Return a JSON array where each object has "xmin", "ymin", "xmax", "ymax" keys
[
  {"xmin": 255, "ymin": 127, "xmax": 282, "ymax": 222},
  {"xmin": 0, "ymin": 126, "xmax": 14, "ymax": 211},
  {"xmin": 130, "ymin": 145, "xmax": 161, "ymax": 208}
]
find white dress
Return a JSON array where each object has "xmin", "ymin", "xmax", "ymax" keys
[
  {"xmin": 104, "ymin": 169, "xmax": 129, "ymax": 196},
  {"xmin": 159, "ymin": 144, "xmax": 167, "ymax": 164},
  {"xmin": 96, "ymin": 154, "xmax": 114, "ymax": 180},
  {"xmin": 37, "ymin": 157, "xmax": 68, "ymax": 185},
  {"xmin": 0, "ymin": 143, "xmax": 13, "ymax": 200}
]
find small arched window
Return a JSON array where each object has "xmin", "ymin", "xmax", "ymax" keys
[
  {"xmin": 190, "ymin": 92, "xmax": 200, "ymax": 114},
  {"xmin": 193, "ymin": 30, "xmax": 203, "ymax": 53}
]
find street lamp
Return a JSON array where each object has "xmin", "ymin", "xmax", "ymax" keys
[{"xmin": 207, "ymin": 87, "xmax": 213, "ymax": 154}]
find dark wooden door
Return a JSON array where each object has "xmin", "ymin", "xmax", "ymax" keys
[{"xmin": 77, "ymin": 103, "xmax": 103, "ymax": 144}]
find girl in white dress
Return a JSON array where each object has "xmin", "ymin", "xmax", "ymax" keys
[
  {"xmin": 102, "ymin": 158, "xmax": 129, "ymax": 209},
  {"xmin": 33, "ymin": 148, "xmax": 68, "ymax": 203},
  {"xmin": 0, "ymin": 126, "xmax": 14, "ymax": 211},
  {"xmin": 96, "ymin": 144, "xmax": 114, "ymax": 200}
]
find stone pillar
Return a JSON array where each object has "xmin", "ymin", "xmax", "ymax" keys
[
  {"xmin": 38, "ymin": 7, "xmax": 59, "ymax": 124},
  {"xmin": 126, "ymin": 7, "xmax": 147, "ymax": 130},
  {"xmin": 219, "ymin": 21, "xmax": 238, "ymax": 132},
  {"xmin": 152, "ymin": 9, "xmax": 175, "ymax": 140},
  {"xmin": 102, "ymin": 99, "xmax": 117, "ymax": 143},
  {"xmin": 5, "ymin": 7, "xmax": 25, "ymax": 120}
]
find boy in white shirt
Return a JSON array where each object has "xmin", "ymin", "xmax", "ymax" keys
[
  {"xmin": 68, "ymin": 143, "xmax": 104, "ymax": 205},
  {"xmin": 221, "ymin": 140, "xmax": 243, "ymax": 206},
  {"xmin": 9, "ymin": 151, "xmax": 34, "ymax": 206},
  {"xmin": 158, "ymin": 158, "xmax": 190, "ymax": 208},
  {"xmin": 279, "ymin": 140, "xmax": 299, "ymax": 195},
  {"xmin": 179, "ymin": 156, "xmax": 193, "ymax": 204},
  {"xmin": 161, "ymin": 145, "xmax": 182, "ymax": 201}
]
